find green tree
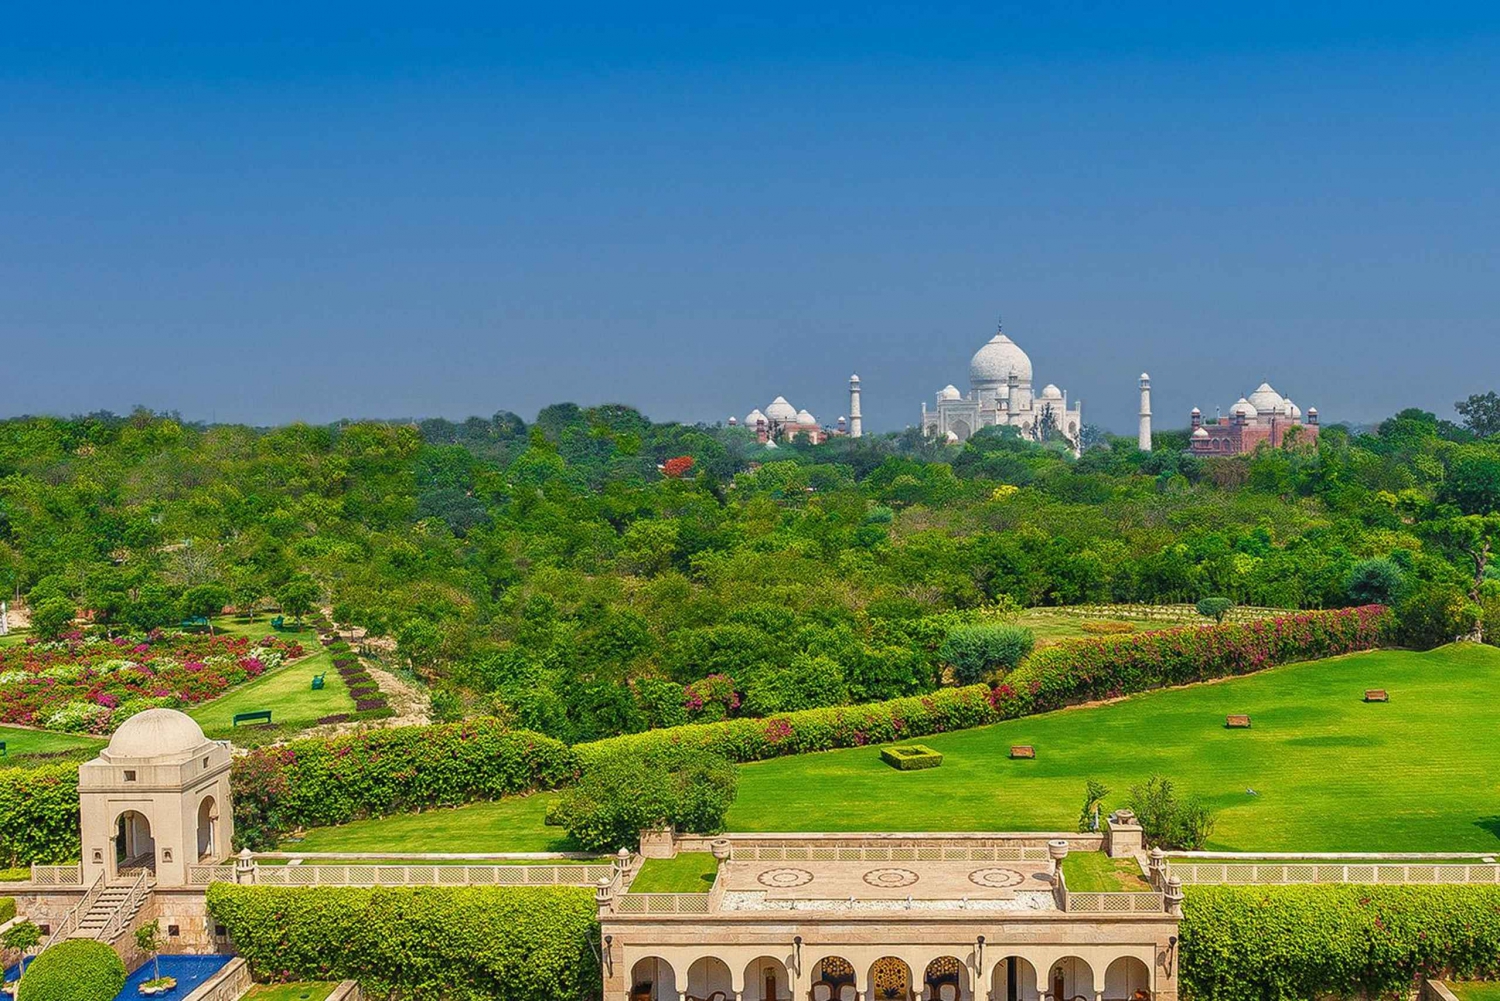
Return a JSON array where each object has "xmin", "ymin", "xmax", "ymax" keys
[
  {"xmin": 276, "ymin": 578, "xmax": 320, "ymax": 625},
  {"xmin": 1126, "ymin": 774, "xmax": 1217, "ymax": 850},
  {"xmin": 1076, "ymin": 779, "xmax": 1110, "ymax": 833},
  {"xmin": 938, "ymin": 624, "xmax": 1035, "ymax": 685},
  {"xmin": 179, "ymin": 583, "xmax": 230, "ymax": 634},
  {"xmin": 547, "ymin": 747, "xmax": 738, "ymax": 851},
  {"xmin": 1, "ymin": 920, "xmax": 41, "ymax": 986},
  {"xmin": 29, "ymin": 596, "xmax": 76, "ymax": 640},
  {"xmin": 1456, "ymin": 391, "xmax": 1500, "ymax": 438},
  {"xmin": 133, "ymin": 918, "xmax": 164, "ymax": 983},
  {"xmin": 1343, "ymin": 558, "xmax": 1405, "ymax": 606},
  {"xmin": 1195, "ymin": 596, "xmax": 1234, "ymax": 624}
]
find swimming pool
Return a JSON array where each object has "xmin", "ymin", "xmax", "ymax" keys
[{"xmin": 117, "ymin": 954, "xmax": 233, "ymax": 999}]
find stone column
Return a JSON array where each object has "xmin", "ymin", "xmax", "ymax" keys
[{"xmin": 234, "ymin": 847, "xmax": 257, "ymax": 885}]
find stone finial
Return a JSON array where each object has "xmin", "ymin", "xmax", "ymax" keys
[
  {"xmin": 595, "ymin": 876, "xmax": 614, "ymax": 909},
  {"xmin": 1164, "ymin": 875, "xmax": 1184, "ymax": 917},
  {"xmin": 710, "ymin": 839, "xmax": 732, "ymax": 862}
]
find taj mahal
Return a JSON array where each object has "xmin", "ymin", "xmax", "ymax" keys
[{"xmin": 922, "ymin": 323, "xmax": 1084, "ymax": 456}]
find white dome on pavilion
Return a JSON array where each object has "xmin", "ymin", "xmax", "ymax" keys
[
  {"xmin": 104, "ymin": 708, "xmax": 209, "ymax": 760},
  {"xmin": 938, "ymin": 384, "xmax": 962, "ymax": 401},
  {"xmin": 744, "ymin": 408, "xmax": 766, "ymax": 427},
  {"xmin": 1231, "ymin": 398, "xmax": 1256, "ymax": 418},
  {"xmin": 1040, "ymin": 384, "xmax": 1064, "ymax": 400},
  {"xmin": 1248, "ymin": 382, "xmax": 1285, "ymax": 414},
  {"xmin": 969, "ymin": 332, "xmax": 1033, "ymax": 386},
  {"xmin": 765, "ymin": 397, "xmax": 798, "ymax": 422},
  {"xmin": 795, "ymin": 409, "xmax": 818, "ymax": 425}
]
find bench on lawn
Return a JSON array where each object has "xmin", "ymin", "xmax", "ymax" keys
[
  {"xmin": 311, "ymin": 673, "xmax": 326, "ymax": 691},
  {"xmin": 233, "ymin": 710, "xmax": 273, "ymax": 727},
  {"xmin": 1010, "ymin": 745, "xmax": 1035, "ymax": 759},
  {"xmin": 179, "ymin": 616, "xmax": 209, "ymax": 630},
  {"xmin": 1364, "ymin": 689, "xmax": 1389, "ymax": 702},
  {"xmin": 1225, "ymin": 714, "xmax": 1251, "ymax": 729},
  {"xmin": 271, "ymin": 615, "xmax": 287, "ymax": 631},
  {"xmin": 0, "ymin": 741, "xmax": 6, "ymax": 757}
]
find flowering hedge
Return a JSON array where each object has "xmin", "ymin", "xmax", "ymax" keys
[
  {"xmin": 0, "ymin": 631, "xmax": 305, "ymax": 734},
  {"xmin": 1003, "ymin": 604, "xmax": 1392, "ymax": 714},
  {"xmin": 208, "ymin": 883, "xmax": 599, "ymax": 1001},
  {"xmin": 577, "ymin": 607, "xmax": 1391, "ymax": 766},
  {"xmin": 1181, "ymin": 884, "xmax": 1500, "ymax": 1001},
  {"xmin": 231, "ymin": 718, "xmax": 578, "ymax": 849}
]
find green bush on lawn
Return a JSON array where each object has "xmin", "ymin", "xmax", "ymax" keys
[
  {"xmin": 880, "ymin": 744, "xmax": 943, "ymax": 770},
  {"xmin": 1181, "ymin": 885, "xmax": 1500, "ymax": 1001},
  {"xmin": 15, "ymin": 938, "xmax": 126, "ymax": 1001},
  {"xmin": 207, "ymin": 883, "xmax": 599, "ymax": 1001}
]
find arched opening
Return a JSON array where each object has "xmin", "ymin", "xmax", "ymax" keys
[
  {"xmin": 687, "ymin": 957, "xmax": 733, "ymax": 1001},
  {"xmin": 991, "ymin": 958, "xmax": 1039, "ymax": 1001},
  {"xmin": 115, "ymin": 810, "xmax": 155, "ymax": 875},
  {"xmin": 870, "ymin": 958, "xmax": 912, "ymax": 1001},
  {"xmin": 1046, "ymin": 958, "xmax": 1094, "ymax": 1001},
  {"xmin": 744, "ymin": 957, "xmax": 790, "ymax": 1001},
  {"xmin": 196, "ymin": 795, "xmax": 218, "ymax": 860},
  {"xmin": 949, "ymin": 419, "xmax": 972, "ymax": 442},
  {"xmin": 811, "ymin": 957, "xmax": 856, "ymax": 1001},
  {"xmin": 1103, "ymin": 957, "xmax": 1150, "ymax": 1001},
  {"xmin": 924, "ymin": 957, "xmax": 968, "ymax": 1001},
  {"xmin": 631, "ymin": 957, "xmax": 678, "ymax": 1001}
]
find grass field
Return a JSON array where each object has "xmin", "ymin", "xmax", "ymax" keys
[
  {"xmin": 629, "ymin": 852, "xmax": 719, "ymax": 893},
  {"xmin": 1060, "ymin": 852, "xmax": 1151, "ymax": 891},
  {"xmin": 188, "ymin": 648, "xmax": 352, "ymax": 737},
  {"xmin": 242, "ymin": 984, "xmax": 339, "ymax": 1001},
  {"xmin": 0, "ymin": 725, "xmax": 104, "ymax": 759},
  {"xmin": 1014, "ymin": 612, "xmax": 1145, "ymax": 646},
  {"xmin": 287, "ymin": 644, "xmax": 1500, "ymax": 854},
  {"xmin": 1449, "ymin": 984, "xmax": 1500, "ymax": 1001}
]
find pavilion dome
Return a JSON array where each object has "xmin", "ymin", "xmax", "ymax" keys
[
  {"xmin": 106, "ymin": 708, "xmax": 209, "ymax": 759},
  {"xmin": 938, "ymin": 384, "xmax": 963, "ymax": 401},
  {"xmin": 1040, "ymin": 384, "xmax": 1064, "ymax": 400},
  {"xmin": 744, "ymin": 408, "xmax": 766, "ymax": 427},
  {"xmin": 795, "ymin": 409, "xmax": 818, "ymax": 425},
  {"xmin": 1192, "ymin": 426, "xmax": 1210, "ymax": 439},
  {"xmin": 969, "ymin": 333, "xmax": 1033, "ymax": 386},
  {"xmin": 1247, "ymin": 382, "xmax": 1285, "ymax": 414},
  {"xmin": 1231, "ymin": 397, "xmax": 1256, "ymax": 418},
  {"xmin": 765, "ymin": 397, "xmax": 798, "ymax": 422}
]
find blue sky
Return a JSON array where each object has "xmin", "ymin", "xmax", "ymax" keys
[{"xmin": 3, "ymin": 3, "xmax": 1498, "ymax": 432}]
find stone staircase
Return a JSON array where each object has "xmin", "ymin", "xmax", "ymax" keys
[{"xmin": 71, "ymin": 880, "xmax": 148, "ymax": 940}]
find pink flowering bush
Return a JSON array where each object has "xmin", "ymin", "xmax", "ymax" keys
[{"xmin": 0, "ymin": 632, "xmax": 306, "ymax": 733}]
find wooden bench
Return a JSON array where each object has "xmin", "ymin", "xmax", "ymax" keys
[
  {"xmin": 1225, "ymin": 714, "xmax": 1251, "ymax": 729},
  {"xmin": 1010, "ymin": 745, "xmax": 1035, "ymax": 759},
  {"xmin": 233, "ymin": 710, "xmax": 273, "ymax": 727},
  {"xmin": 311, "ymin": 673, "xmax": 326, "ymax": 691},
  {"xmin": 1364, "ymin": 689, "xmax": 1389, "ymax": 702}
]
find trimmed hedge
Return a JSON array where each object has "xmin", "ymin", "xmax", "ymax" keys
[
  {"xmin": 578, "ymin": 607, "xmax": 1390, "ymax": 767},
  {"xmin": 206, "ymin": 883, "xmax": 599, "ymax": 1001},
  {"xmin": 1181, "ymin": 884, "xmax": 1500, "ymax": 1001},
  {"xmin": 0, "ymin": 763, "xmax": 81, "ymax": 866},
  {"xmin": 880, "ymin": 744, "xmax": 943, "ymax": 770},
  {"xmin": 232, "ymin": 718, "xmax": 578, "ymax": 849},
  {"xmin": 0, "ymin": 897, "xmax": 13, "ymax": 923},
  {"xmin": 15, "ymin": 937, "xmax": 126, "ymax": 1001}
]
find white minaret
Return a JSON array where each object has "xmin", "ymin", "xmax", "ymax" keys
[
  {"xmin": 849, "ymin": 374, "xmax": 863, "ymax": 438},
  {"xmin": 1138, "ymin": 373, "xmax": 1153, "ymax": 451}
]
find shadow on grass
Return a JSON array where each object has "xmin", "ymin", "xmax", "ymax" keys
[{"xmin": 1473, "ymin": 818, "xmax": 1500, "ymax": 844}]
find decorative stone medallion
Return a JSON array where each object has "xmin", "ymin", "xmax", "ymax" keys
[
  {"xmin": 862, "ymin": 867, "xmax": 920, "ymax": 888},
  {"xmin": 757, "ymin": 867, "xmax": 814, "ymax": 888},
  {"xmin": 967, "ymin": 867, "xmax": 1025, "ymax": 889}
]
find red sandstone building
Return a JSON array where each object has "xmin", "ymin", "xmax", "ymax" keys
[{"xmin": 1188, "ymin": 382, "xmax": 1319, "ymax": 456}]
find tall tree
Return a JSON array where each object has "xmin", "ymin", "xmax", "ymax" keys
[{"xmin": 1456, "ymin": 391, "xmax": 1500, "ymax": 439}]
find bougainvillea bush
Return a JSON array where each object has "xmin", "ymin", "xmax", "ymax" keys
[{"xmin": 0, "ymin": 631, "xmax": 305, "ymax": 734}]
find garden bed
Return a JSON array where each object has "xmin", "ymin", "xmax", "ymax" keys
[{"xmin": 628, "ymin": 853, "xmax": 718, "ymax": 893}]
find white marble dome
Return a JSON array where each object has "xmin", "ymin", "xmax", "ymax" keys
[
  {"xmin": 938, "ymin": 384, "xmax": 963, "ymax": 401},
  {"xmin": 1232, "ymin": 397, "xmax": 1256, "ymax": 418},
  {"xmin": 765, "ymin": 397, "xmax": 798, "ymax": 422},
  {"xmin": 1248, "ymin": 382, "xmax": 1285, "ymax": 414},
  {"xmin": 1192, "ymin": 426, "xmax": 1210, "ymax": 439},
  {"xmin": 744, "ymin": 408, "xmax": 766, "ymax": 428},
  {"xmin": 106, "ymin": 708, "xmax": 209, "ymax": 759},
  {"xmin": 969, "ymin": 333, "xmax": 1033, "ymax": 386},
  {"xmin": 1040, "ymin": 384, "xmax": 1064, "ymax": 400},
  {"xmin": 795, "ymin": 409, "xmax": 818, "ymax": 425}
]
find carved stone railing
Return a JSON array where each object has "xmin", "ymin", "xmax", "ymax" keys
[
  {"xmin": 246, "ymin": 863, "xmax": 616, "ymax": 887},
  {"xmin": 732, "ymin": 843, "xmax": 1052, "ymax": 863},
  {"xmin": 185, "ymin": 864, "xmax": 237, "ymax": 886},
  {"xmin": 40, "ymin": 871, "xmax": 104, "ymax": 951},
  {"xmin": 28, "ymin": 863, "xmax": 83, "ymax": 886},
  {"xmin": 1064, "ymin": 891, "xmax": 1166, "ymax": 913},
  {"xmin": 1168, "ymin": 862, "xmax": 1500, "ymax": 885},
  {"xmin": 614, "ymin": 892, "xmax": 714, "ymax": 915}
]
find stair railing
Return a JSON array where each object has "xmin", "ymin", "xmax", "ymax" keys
[
  {"xmin": 97, "ymin": 870, "xmax": 151, "ymax": 943},
  {"xmin": 39, "ymin": 871, "xmax": 105, "ymax": 952}
]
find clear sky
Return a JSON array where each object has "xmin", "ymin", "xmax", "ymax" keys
[{"xmin": 3, "ymin": 3, "xmax": 1498, "ymax": 433}]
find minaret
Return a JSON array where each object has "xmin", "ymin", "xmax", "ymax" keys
[
  {"xmin": 1138, "ymin": 373, "xmax": 1153, "ymax": 451},
  {"xmin": 849, "ymin": 374, "xmax": 863, "ymax": 438}
]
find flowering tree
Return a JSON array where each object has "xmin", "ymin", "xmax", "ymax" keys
[{"xmin": 661, "ymin": 455, "xmax": 695, "ymax": 478}]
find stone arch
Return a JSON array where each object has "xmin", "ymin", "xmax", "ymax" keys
[
  {"xmin": 687, "ymin": 957, "xmax": 733, "ymax": 1001},
  {"xmin": 949, "ymin": 419, "xmax": 973, "ymax": 442},
  {"xmin": 991, "ymin": 957, "xmax": 1040, "ymax": 1001},
  {"xmin": 869, "ymin": 957, "xmax": 913, "ymax": 1001},
  {"xmin": 923, "ymin": 956, "xmax": 968, "ymax": 1001},
  {"xmin": 811, "ymin": 957, "xmax": 857, "ymax": 1001},
  {"xmin": 114, "ymin": 808, "xmax": 155, "ymax": 874},
  {"xmin": 1045, "ymin": 958, "xmax": 1095, "ymax": 1001},
  {"xmin": 1103, "ymin": 957, "xmax": 1150, "ymax": 1001},
  {"xmin": 743, "ymin": 957, "xmax": 790, "ymax": 1001},
  {"xmin": 631, "ymin": 956, "xmax": 679, "ymax": 1001},
  {"xmin": 196, "ymin": 794, "xmax": 219, "ymax": 860}
]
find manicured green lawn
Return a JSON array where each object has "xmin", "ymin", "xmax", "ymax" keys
[
  {"xmin": 726, "ymin": 644, "xmax": 1500, "ymax": 852},
  {"xmin": 284, "ymin": 793, "xmax": 574, "ymax": 853},
  {"xmin": 188, "ymin": 649, "xmax": 352, "ymax": 735},
  {"xmin": 0, "ymin": 725, "xmax": 104, "ymax": 759},
  {"xmin": 242, "ymin": 984, "xmax": 339, "ymax": 1001},
  {"xmin": 629, "ymin": 853, "xmax": 719, "ymax": 893},
  {"xmin": 1014, "ymin": 612, "xmax": 1146, "ymax": 646},
  {"xmin": 1061, "ymin": 852, "xmax": 1151, "ymax": 891},
  {"xmin": 1448, "ymin": 984, "xmax": 1500, "ymax": 1001}
]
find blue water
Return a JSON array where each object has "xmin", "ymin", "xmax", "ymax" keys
[
  {"xmin": 118, "ymin": 955, "xmax": 233, "ymax": 1000},
  {"xmin": 2, "ymin": 956, "xmax": 32, "ymax": 983}
]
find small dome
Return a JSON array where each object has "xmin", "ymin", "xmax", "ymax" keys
[
  {"xmin": 1232, "ymin": 397, "xmax": 1256, "ymax": 418},
  {"xmin": 1192, "ymin": 427, "xmax": 1210, "ymax": 438},
  {"xmin": 1040, "ymin": 384, "xmax": 1064, "ymax": 400},
  {"xmin": 727, "ymin": 416, "xmax": 738, "ymax": 426},
  {"xmin": 1247, "ymin": 382, "xmax": 1285, "ymax": 414},
  {"xmin": 765, "ymin": 396, "xmax": 798, "ymax": 422},
  {"xmin": 1285, "ymin": 399, "xmax": 1301, "ymax": 419},
  {"xmin": 1191, "ymin": 407, "xmax": 1202, "ymax": 415},
  {"xmin": 1141, "ymin": 372, "xmax": 1151, "ymax": 381},
  {"xmin": 106, "ymin": 708, "xmax": 209, "ymax": 759},
  {"xmin": 849, "ymin": 373, "xmax": 861, "ymax": 383},
  {"xmin": 744, "ymin": 408, "xmax": 767, "ymax": 427},
  {"xmin": 795, "ymin": 409, "xmax": 818, "ymax": 425},
  {"xmin": 969, "ymin": 333, "xmax": 1033, "ymax": 386},
  {"xmin": 938, "ymin": 384, "xmax": 962, "ymax": 401}
]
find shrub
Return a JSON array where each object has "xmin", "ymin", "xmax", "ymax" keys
[
  {"xmin": 939, "ymin": 624, "xmax": 1035, "ymax": 684},
  {"xmin": 0, "ymin": 763, "xmax": 83, "ymax": 865},
  {"xmin": 16, "ymin": 937, "xmax": 126, "ymax": 1001},
  {"xmin": 207, "ymin": 883, "xmax": 599, "ymax": 1001},
  {"xmin": 27, "ymin": 598, "xmax": 76, "ymax": 642},
  {"xmin": 0, "ymin": 897, "xmax": 14, "ymax": 923},
  {"xmin": 1345, "ymin": 557, "xmax": 1407, "ymax": 606},
  {"xmin": 879, "ymin": 744, "xmax": 943, "ymax": 770},
  {"xmin": 1194, "ymin": 597, "xmax": 1234, "ymax": 624},
  {"xmin": 1125, "ymin": 774, "xmax": 1216, "ymax": 849},
  {"xmin": 1396, "ymin": 582, "xmax": 1480, "ymax": 648},
  {"xmin": 1181, "ymin": 885, "xmax": 1500, "ymax": 1001},
  {"xmin": 231, "ymin": 719, "xmax": 578, "ymax": 849},
  {"xmin": 1079, "ymin": 620, "xmax": 1135, "ymax": 635},
  {"xmin": 547, "ymin": 746, "xmax": 737, "ymax": 852}
]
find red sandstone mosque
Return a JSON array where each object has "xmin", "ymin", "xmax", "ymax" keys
[{"xmin": 1188, "ymin": 382, "xmax": 1319, "ymax": 456}]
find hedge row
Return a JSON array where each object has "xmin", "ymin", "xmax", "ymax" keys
[
  {"xmin": 232, "ymin": 719, "xmax": 578, "ymax": 849},
  {"xmin": 577, "ymin": 606, "xmax": 1390, "ymax": 766},
  {"xmin": 1180, "ymin": 884, "xmax": 1500, "ymax": 1001},
  {"xmin": 0, "ymin": 763, "xmax": 81, "ymax": 866},
  {"xmin": 206, "ymin": 883, "xmax": 599, "ymax": 1001}
]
